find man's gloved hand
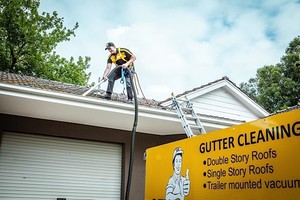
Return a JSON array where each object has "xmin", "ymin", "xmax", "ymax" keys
[{"xmin": 122, "ymin": 63, "xmax": 129, "ymax": 69}]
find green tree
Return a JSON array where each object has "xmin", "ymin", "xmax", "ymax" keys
[
  {"xmin": 0, "ymin": 0, "xmax": 90, "ymax": 85},
  {"xmin": 240, "ymin": 36, "xmax": 300, "ymax": 113}
]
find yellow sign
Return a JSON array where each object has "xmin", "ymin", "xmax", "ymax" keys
[{"xmin": 145, "ymin": 108, "xmax": 300, "ymax": 200}]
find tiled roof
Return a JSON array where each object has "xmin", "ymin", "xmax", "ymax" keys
[
  {"xmin": 0, "ymin": 71, "xmax": 160, "ymax": 108},
  {"xmin": 269, "ymin": 104, "xmax": 300, "ymax": 116},
  {"xmin": 0, "ymin": 71, "xmax": 245, "ymax": 123}
]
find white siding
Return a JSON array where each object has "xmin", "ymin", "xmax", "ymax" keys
[
  {"xmin": 190, "ymin": 88, "xmax": 259, "ymax": 121},
  {"xmin": 0, "ymin": 132, "xmax": 122, "ymax": 200}
]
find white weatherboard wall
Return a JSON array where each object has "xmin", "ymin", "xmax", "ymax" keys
[
  {"xmin": 0, "ymin": 133, "xmax": 122, "ymax": 200},
  {"xmin": 191, "ymin": 88, "xmax": 258, "ymax": 122}
]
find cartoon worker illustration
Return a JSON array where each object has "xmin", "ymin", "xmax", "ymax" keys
[{"xmin": 166, "ymin": 147, "xmax": 190, "ymax": 200}]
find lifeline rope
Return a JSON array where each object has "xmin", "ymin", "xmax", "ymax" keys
[
  {"xmin": 119, "ymin": 67, "xmax": 152, "ymax": 106},
  {"xmin": 133, "ymin": 72, "xmax": 152, "ymax": 106}
]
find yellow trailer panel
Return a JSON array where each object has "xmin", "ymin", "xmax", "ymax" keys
[{"xmin": 145, "ymin": 108, "xmax": 300, "ymax": 200}]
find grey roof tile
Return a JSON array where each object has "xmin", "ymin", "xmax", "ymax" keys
[{"xmin": 0, "ymin": 71, "xmax": 160, "ymax": 108}]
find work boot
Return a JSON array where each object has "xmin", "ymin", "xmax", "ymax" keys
[
  {"xmin": 101, "ymin": 93, "xmax": 111, "ymax": 100},
  {"xmin": 124, "ymin": 99, "xmax": 134, "ymax": 104}
]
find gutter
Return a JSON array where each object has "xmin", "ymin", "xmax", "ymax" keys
[
  {"xmin": 0, "ymin": 83, "xmax": 177, "ymax": 117},
  {"xmin": 0, "ymin": 83, "xmax": 239, "ymax": 134}
]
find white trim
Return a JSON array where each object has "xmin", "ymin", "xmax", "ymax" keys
[
  {"xmin": 222, "ymin": 82, "xmax": 269, "ymax": 116},
  {"xmin": 0, "ymin": 83, "xmax": 238, "ymax": 135},
  {"xmin": 185, "ymin": 81, "xmax": 228, "ymax": 100},
  {"xmin": 161, "ymin": 79, "xmax": 269, "ymax": 117}
]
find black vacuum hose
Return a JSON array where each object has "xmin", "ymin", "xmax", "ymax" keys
[{"xmin": 125, "ymin": 69, "xmax": 138, "ymax": 200}]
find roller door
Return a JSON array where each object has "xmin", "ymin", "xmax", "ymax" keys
[{"xmin": 0, "ymin": 132, "xmax": 122, "ymax": 200}]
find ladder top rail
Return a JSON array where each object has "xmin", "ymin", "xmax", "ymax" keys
[{"xmin": 171, "ymin": 92, "xmax": 206, "ymax": 136}]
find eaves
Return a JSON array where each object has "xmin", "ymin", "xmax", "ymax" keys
[{"xmin": 0, "ymin": 83, "xmax": 240, "ymax": 135}]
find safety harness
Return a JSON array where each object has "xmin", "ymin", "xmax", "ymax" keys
[{"xmin": 116, "ymin": 48, "xmax": 132, "ymax": 94}]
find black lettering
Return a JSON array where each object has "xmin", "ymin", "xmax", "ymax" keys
[
  {"xmin": 257, "ymin": 130, "xmax": 265, "ymax": 143},
  {"xmin": 213, "ymin": 139, "xmax": 222, "ymax": 151},
  {"xmin": 252, "ymin": 150, "xmax": 258, "ymax": 160},
  {"xmin": 228, "ymin": 136, "xmax": 235, "ymax": 148},
  {"xmin": 207, "ymin": 168, "xmax": 226, "ymax": 179},
  {"xmin": 228, "ymin": 179, "xmax": 262, "ymax": 189},
  {"xmin": 199, "ymin": 137, "xmax": 235, "ymax": 153},
  {"xmin": 266, "ymin": 128, "xmax": 275, "ymax": 140},
  {"xmin": 207, "ymin": 156, "xmax": 229, "ymax": 166},
  {"xmin": 250, "ymin": 131, "xmax": 256, "ymax": 144},
  {"xmin": 199, "ymin": 142, "xmax": 210, "ymax": 153},
  {"xmin": 293, "ymin": 121, "xmax": 300, "ymax": 136},
  {"xmin": 265, "ymin": 179, "xmax": 300, "ymax": 189},
  {"xmin": 249, "ymin": 163, "xmax": 273, "ymax": 175},
  {"xmin": 238, "ymin": 134, "xmax": 245, "ymax": 146},
  {"xmin": 251, "ymin": 149, "xmax": 277, "ymax": 160},
  {"xmin": 281, "ymin": 124, "xmax": 291, "ymax": 138},
  {"xmin": 245, "ymin": 133, "xmax": 250, "ymax": 145}
]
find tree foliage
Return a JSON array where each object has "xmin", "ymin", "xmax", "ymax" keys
[
  {"xmin": 240, "ymin": 36, "xmax": 300, "ymax": 113},
  {"xmin": 0, "ymin": 0, "xmax": 91, "ymax": 85}
]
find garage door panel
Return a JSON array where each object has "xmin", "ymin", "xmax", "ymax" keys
[{"xmin": 0, "ymin": 132, "xmax": 122, "ymax": 200}]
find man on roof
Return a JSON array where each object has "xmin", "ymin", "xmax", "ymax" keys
[{"xmin": 101, "ymin": 42, "xmax": 136, "ymax": 103}]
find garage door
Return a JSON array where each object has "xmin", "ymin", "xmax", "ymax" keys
[{"xmin": 0, "ymin": 132, "xmax": 122, "ymax": 200}]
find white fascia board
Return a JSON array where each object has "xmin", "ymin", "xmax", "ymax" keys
[
  {"xmin": 0, "ymin": 83, "xmax": 176, "ymax": 117},
  {"xmin": 184, "ymin": 81, "xmax": 227, "ymax": 100},
  {"xmin": 0, "ymin": 83, "xmax": 240, "ymax": 135},
  {"xmin": 0, "ymin": 84, "xmax": 131, "ymax": 115},
  {"xmin": 0, "ymin": 83, "xmax": 182, "ymax": 134},
  {"xmin": 199, "ymin": 115, "xmax": 242, "ymax": 126}
]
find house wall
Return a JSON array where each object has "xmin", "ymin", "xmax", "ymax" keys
[
  {"xmin": 0, "ymin": 113, "xmax": 184, "ymax": 200},
  {"xmin": 192, "ymin": 88, "xmax": 258, "ymax": 121}
]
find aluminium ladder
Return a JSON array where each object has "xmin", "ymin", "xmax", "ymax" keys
[{"xmin": 171, "ymin": 94, "xmax": 206, "ymax": 138}]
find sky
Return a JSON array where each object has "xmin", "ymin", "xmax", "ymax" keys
[{"xmin": 39, "ymin": 0, "xmax": 300, "ymax": 101}]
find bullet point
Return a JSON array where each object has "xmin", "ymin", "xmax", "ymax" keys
[
  {"xmin": 203, "ymin": 160, "xmax": 206, "ymax": 165},
  {"xmin": 203, "ymin": 172, "xmax": 206, "ymax": 176},
  {"xmin": 203, "ymin": 183, "xmax": 206, "ymax": 188}
]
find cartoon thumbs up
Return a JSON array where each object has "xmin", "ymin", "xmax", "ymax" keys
[
  {"xmin": 186, "ymin": 169, "xmax": 189, "ymax": 180},
  {"xmin": 183, "ymin": 169, "xmax": 190, "ymax": 196}
]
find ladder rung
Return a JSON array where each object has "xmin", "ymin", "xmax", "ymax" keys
[
  {"xmin": 181, "ymin": 107, "xmax": 192, "ymax": 112},
  {"xmin": 175, "ymin": 98, "xmax": 189, "ymax": 102},
  {"xmin": 172, "ymin": 95, "xmax": 206, "ymax": 137},
  {"xmin": 189, "ymin": 124, "xmax": 202, "ymax": 130},
  {"xmin": 186, "ymin": 116, "xmax": 198, "ymax": 120}
]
